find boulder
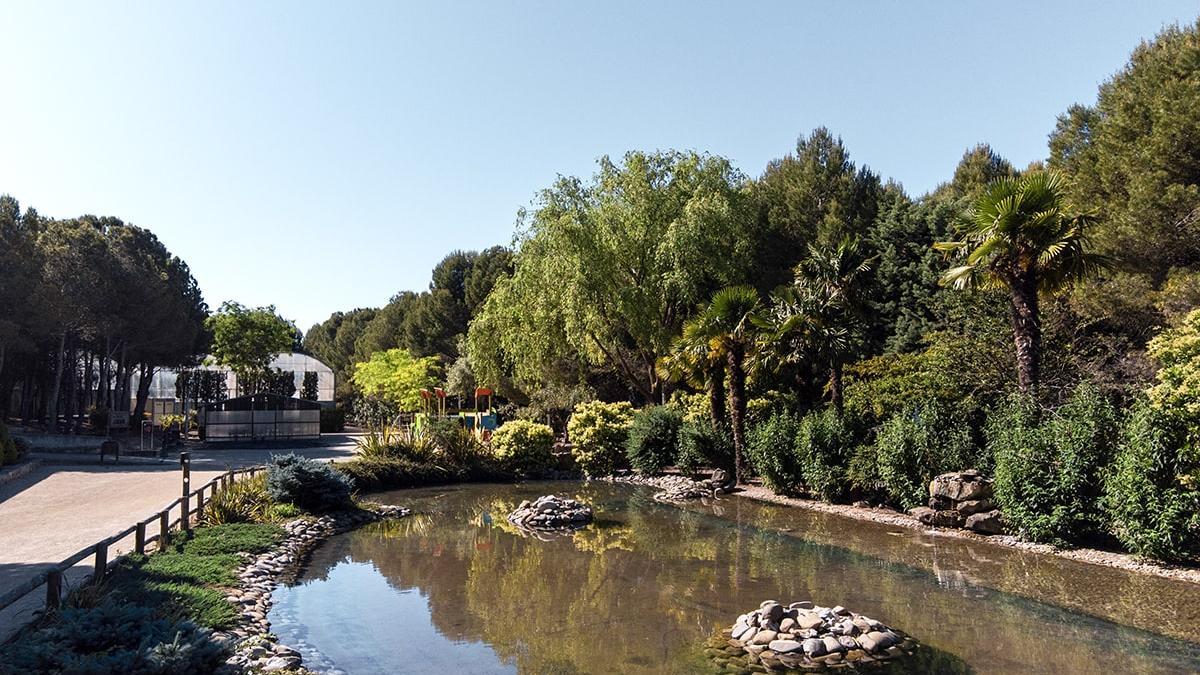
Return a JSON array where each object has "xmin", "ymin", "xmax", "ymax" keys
[
  {"xmin": 964, "ymin": 510, "xmax": 1004, "ymax": 535},
  {"xmin": 910, "ymin": 506, "xmax": 963, "ymax": 528},
  {"xmin": 929, "ymin": 471, "xmax": 993, "ymax": 502},
  {"xmin": 957, "ymin": 498, "xmax": 996, "ymax": 516}
]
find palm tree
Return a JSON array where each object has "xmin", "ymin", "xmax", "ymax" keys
[
  {"xmin": 761, "ymin": 236, "xmax": 874, "ymax": 410},
  {"xmin": 659, "ymin": 315, "xmax": 726, "ymax": 433},
  {"xmin": 935, "ymin": 171, "xmax": 1105, "ymax": 392},
  {"xmin": 694, "ymin": 285, "xmax": 762, "ymax": 483}
]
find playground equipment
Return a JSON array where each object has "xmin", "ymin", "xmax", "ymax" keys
[{"xmin": 411, "ymin": 387, "xmax": 498, "ymax": 438}]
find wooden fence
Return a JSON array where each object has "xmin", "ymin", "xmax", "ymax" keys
[{"xmin": 0, "ymin": 455, "xmax": 265, "ymax": 616}]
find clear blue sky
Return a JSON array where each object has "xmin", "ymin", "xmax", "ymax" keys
[{"xmin": 1, "ymin": 2, "xmax": 1195, "ymax": 330}]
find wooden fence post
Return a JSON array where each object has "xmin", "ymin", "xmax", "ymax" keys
[
  {"xmin": 93, "ymin": 541, "xmax": 108, "ymax": 583},
  {"xmin": 196, "ymin": 486, "xmax": 205, "ymax": 522},
  {"xmin": 135, "ymin": 522, "xmax": 146, "ymax": 554},
  {"xmin": 159, "ymin": 510, "xmax": 170, "ymax": 550},
  {"xmin": 180, "ymin": 451, "xmax": 191, "ymax": 533},
  {"xmin": 45, "ymin": 569, "xmax": 62, "ymax": 610}
]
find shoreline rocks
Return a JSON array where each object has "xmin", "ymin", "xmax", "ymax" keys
[
  {"xmin": 911, "ymin": 470, "xmax": 1004, "ymax": 535},
  {"xmin": 717, "ymin": 600, "xmax": 917, "ymax": 671},
  {"xmin": 507, "ymin": 495, "xmax": 593, "ymax": 531},
  {"xmin": 610, "ymin": 469, "xmax": 733, "ymax": 502},
  {"xmin": 219, "ymin": 504, "xmax": 409, "ymax": 673}
]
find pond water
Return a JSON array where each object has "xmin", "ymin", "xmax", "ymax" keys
[{"xmin": 269, "ymin": 482, "xmax": 1200, "ymax": 674}]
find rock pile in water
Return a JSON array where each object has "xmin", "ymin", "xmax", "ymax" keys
[
  {"xmin": 507, "ymin": 495, "xmax": 593, "ymax": 530},
  {"xmin": 909, "ymin": 469, "xmax": 1004, "ymax": 534},
  {"xmin": 718, "ymin": 600, "xmax": 917, "ymax": 671},
  {"xmin": 614, "ymin": 469, "xmax": 734, "ymax": 502}
]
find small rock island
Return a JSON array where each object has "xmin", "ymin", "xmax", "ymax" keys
[{"xmin": 507, "ymin": 495, "xmax": 594, "ymax": 531}]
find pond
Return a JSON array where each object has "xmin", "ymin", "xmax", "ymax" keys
[{"xmin": 269, "ymin": 482, "xmax": 1200, "ymax": 674}]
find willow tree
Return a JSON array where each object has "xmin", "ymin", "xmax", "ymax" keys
[
  {"xmin": 467, "ymin": 150, "xmax": 755, "ymax": 401},
  {"xmin": 935, "ymin": 171, "xmax": 1105, "ymax": 392}
]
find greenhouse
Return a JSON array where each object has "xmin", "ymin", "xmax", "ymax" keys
[{"xmin": 200, "ymin": 392, "xmax": 322, "ymax": 442}]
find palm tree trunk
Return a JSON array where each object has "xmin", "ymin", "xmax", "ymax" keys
[
  {"xmin": 726, "ymin": 344, "xmax": 748, "ymax": 484},
  {"xmin": 828, "ymin": 361, "xmax": 844, "ymax": 412},
  {"xmin": 1009, "ymin": 274, "xmax": 1040, "ymax": 393},
  {"xmin": 707, "ymin": 366, "xmax": 726, "ymax": 433}
]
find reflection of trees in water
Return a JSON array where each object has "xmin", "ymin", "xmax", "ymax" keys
[{"xmin": 292, "ymin": 485, "xmax": 1200, "ymax": 674}]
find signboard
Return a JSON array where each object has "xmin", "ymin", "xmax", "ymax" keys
[{"xmin": 108, "ymin": 410, "xmax": 130, "ymax": 430}]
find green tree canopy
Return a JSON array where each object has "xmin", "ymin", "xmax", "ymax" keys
[
  {"xmin": 351, "ymin": 348, "xmax": 441, "ymax": 411},
  {"xmin": 206, "ymin": 302, "xmax": 296, "ymax": 394},
  {"xmin": 467, "ymin": 150, "xmax": 756, "ymax": 401}
]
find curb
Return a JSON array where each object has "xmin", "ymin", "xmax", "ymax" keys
[{"xmin": 0, "ymin": 459, "xmax": 42, "ymax": 488}]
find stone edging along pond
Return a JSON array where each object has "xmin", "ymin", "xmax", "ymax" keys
[
  {"xmin": 217, "ymin": 504, "xmax": 409, "ymax": 673},
  {"xmin": 608, "ymin": 472, "xmax": 1200, "ymax": 585},
  {"xmin": 734, "ymin": 484, "xmax": 1200, "ymax": 586}
]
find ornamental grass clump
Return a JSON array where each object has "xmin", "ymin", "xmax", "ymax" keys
[
  {"xmin": 200, "ymin": 473, "xmax": 272, "ymax": 525},
  {"xmin": 266, "ymin": 453, "xmax": 354, "ymax": 512}
]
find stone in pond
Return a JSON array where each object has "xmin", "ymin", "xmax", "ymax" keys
[
  {"xmin": 795, "ymin": 613, "xmax": 823, "ymax": 630},
  {"xmin": 802, "ymin": 637, "xmax": 826, "ymax": 656},
  {"xmin": 759, "ymin": 602, "xmax": 784, "ymax": 623},
  {"xmin": 750, "ymin": 630, "xmax": 777, "ymax": 645},
  {"xmin": 768, "ymin": 639, "xmax": 803, "ymax": 654}
]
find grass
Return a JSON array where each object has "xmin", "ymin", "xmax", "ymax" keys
[{"xmin": 104, "ymin": 523, "xmax": 285, "ymax": 629}]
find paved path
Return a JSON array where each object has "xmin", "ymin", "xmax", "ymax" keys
[{"xmin": 0, "ymin": 437, "xmax": 360, "ymax": 639}]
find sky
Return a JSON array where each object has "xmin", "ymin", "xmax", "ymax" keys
[{"xmin": 1, "ymin": 2, "xmax": 1196, "ymax": 331}]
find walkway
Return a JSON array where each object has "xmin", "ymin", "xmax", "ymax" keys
[{"xmin": 0, "ymin": 436, "xmax": 360, "ymax": 639}]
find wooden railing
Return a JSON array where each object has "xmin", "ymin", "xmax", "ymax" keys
[{"xmin": 0, "ymin": 455, "xmax": 264, "ymax": 615}]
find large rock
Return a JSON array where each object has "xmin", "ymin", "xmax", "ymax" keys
[
  {"xmin": 909, "ymin": 506, "xmax": 964, "ymax": 528},
  {"xmin": 957, "ymin": 498, "xmax": 996, "ymax": 516},
  {"xmin": 507, "ymin": 495, "xmax": 593, "ymax": 531},
  {"xmin": 929, "ymin": 471, "xmax": 993, "ymax": 502},
  {"xmin": 964, "ymin": 510, "xmax": 1004, "ymax": 535}
]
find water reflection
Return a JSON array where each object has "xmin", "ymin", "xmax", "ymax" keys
[{"xmin": 270, "ymin": 482, "xmax": 1200, "ymax": 675}]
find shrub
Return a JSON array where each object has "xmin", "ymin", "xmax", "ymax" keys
[
  {"xmin": 675, "ymin": 421, "xmax": 733, "ymax": 476},
  {"xmin": 1104, "ymin": 401, "xmax": 1200, "ymax": 562},
  {"xmin": 265, "ymin": 502, "xmax": 301, "ymax": 521},
  {"xmin": 0, "ymin": 421, "xmax": 16, "ymax": 465},
  {"xmin": 0, "ymin": 603, "xmax": 227, "ymax": 674},
  {"xmin": 266, "ymin": 453, "xmax": 354, "ymax": 512},
  {"xmin": 745, "ymin": 411, "xmax": 803, "ymax": 494},
  {"xmin": 1146, "ymin": 308, "xmax": 1200, "ymax": 418},
  {"xmin": 625, "ymin": 406, "xmax": 683, "ymax": 475},
  {"xmin": 336, "ymin": 456, "xmax": 457, "ymax": 491},
  {"xmin": 988, "ymin": 386, "xmax": 1119, "ymax": 546},
  {"xmin": 847, "ymin": 443, "xmax": 884, "ymax": 501},
  {"xmin": 875, "ymin": 400, "xmax": 979, "ymax": 510},
  {"xmin": 491, "ymin": 420, "xmax": 555, "ymax": 474},
  {"xmin": 567, "ymin": 401, "xmax": 634, "ymax": 477},
  {"xmin": 794, "ymin": 407, "xmax": 861, "ymax": 502},
  {"xmin": 201, "ymin": 474, "xmax": 272, "ymax": 526},
  {"xmin": 88, "ymin": 406, "xmax": 110, "ymax": 431},
  {"xmin": 320, "ymin": 407, "xmax": 346, "ymax": 433}
]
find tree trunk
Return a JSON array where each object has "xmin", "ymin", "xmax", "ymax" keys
[
  {"xmin": 707, "ymin": 365, "xmax": 726, "ymax": 433},
  {"xmin": 726, "ymin": 344, "xmax": 748, "ymax": 484},
  {"xmin": 828, "ymin": 361, "xmax": 844, "ymax": 412},
  {"xmin": 64, "ymin": 341, "xmax": 77, "ymax": 433},
  {"xmin": 116, "ymin": 342, "xmax": 129, "ymax": 412},
  {"xmin": 46, "ymin": 332, "xmax": 67, "ymax": 429},
  {"xmin": 133, "ymin": 363, "xmax": 154, "ymax": 424},
  {"xmin": 83, "ymin": 353, "xmax": 94, "ymax": 412},
  {"xmin": 101, "ymin": 336, "xmax": 111, "ymax": 409},
  {"xmin": 1009, "ymin": 273, "xmax": 1040, "ymax": 393}
]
